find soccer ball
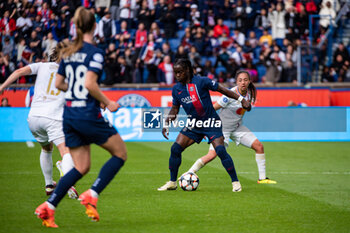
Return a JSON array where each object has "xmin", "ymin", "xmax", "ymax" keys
[{"xmin": 179, "ymin": 172, "xmax": 199, "ymax": 191}]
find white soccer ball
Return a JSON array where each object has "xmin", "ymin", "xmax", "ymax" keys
[{"xmin": 179, "ymin": 172, "xmax": 199, "ymax": 191}]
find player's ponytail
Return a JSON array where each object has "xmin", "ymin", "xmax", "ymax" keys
[
  {"xmin": 235, "ymin": 70, "xmax": 257, "ymax": 104},
  {"xmin": 61, "ymin": 7, "xmax": 96, "ymax": 58},
  {"xmin": 248, "ymin": 82, "xmax": 257, "ymax": 104}
]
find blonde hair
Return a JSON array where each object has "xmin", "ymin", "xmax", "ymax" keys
[
  {"xmin": 61, "ymin": 7, "xmax": 95, "ymax": 58},
  {"xmin": 49, "ymin": 40, "xmax": 69, "ymax": 63}
]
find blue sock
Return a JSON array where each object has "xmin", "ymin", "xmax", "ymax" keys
[
  {"xmin": 169, "ymin": 143, "xmax": 183, "ymax": 181},
  {"xmin": 91, "ymin": 156, "xmax": 125, "ymax": 194},
  {"xmin": 48, "ymin": 168, "xmax": 82, "ymax": 207},
  {"xmin": 215, "ymin": 145, "xmax": 239, "ymax": 182}
]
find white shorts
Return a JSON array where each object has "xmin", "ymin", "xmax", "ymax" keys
[
  {"xmin": 209, "ymin": 125, "xmax": 257, "ymax": 151},
  {"xmin": 27, "ymin": 116, "xmax": 65, "ymax": 146}
]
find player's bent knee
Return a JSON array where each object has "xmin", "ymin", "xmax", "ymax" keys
[
  {"xmin": 114, "ymin": 152, "xmax": 127, "ymax": 161},
  {"xmin": 76, "ymin": 166, "xmax": 90, "ymax": 175},
  {"xmin": 208, "ymin": 150, "xmax": 218, "ymax": 160},
  {"xmin": 171, "ymin": 142, "xmax": 183, "ymax": 157},
  {"xmin": 42, "ymin": 144, "xmax": 53, "ymax": 152},
  {"xmin": 252, "ymin": 140, "xmax": 264, "ymax": 153}
]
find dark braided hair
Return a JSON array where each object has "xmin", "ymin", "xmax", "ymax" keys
[
  {"xmin": 235, "ymin": 70, "xmax": 257, "ymax": 104},
  {"xmin": 174, "ymin": 58, "xmax": 194, "ymax": 79},
  {"xmin": 49, "ymin": 41, "xmax": 68, "ymax": 63}
]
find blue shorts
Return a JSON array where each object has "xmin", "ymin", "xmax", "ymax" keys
[
  {"xmin": 180, "ymin": 126, "xmax": 223, "ymax": 144},
  {"xmin": 63, "ymin": 117, "xmax": 118, "ymax": 147}
]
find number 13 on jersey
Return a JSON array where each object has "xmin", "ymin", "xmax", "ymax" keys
[{"xmin": 46, "ymin": 72, "xmax": 61, "ymax": 96}]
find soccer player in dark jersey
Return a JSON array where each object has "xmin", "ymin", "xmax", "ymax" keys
[
  {"xmin": 34, "ymin": 7, "xmax": 127, "ymax": 228},
  {"xmin": 186, "ymin": 71, "xmax": 276, "ymax": 184},
  {"xmin": 158, "ymin": 59, "xmax": 251, "ymax": 192}
]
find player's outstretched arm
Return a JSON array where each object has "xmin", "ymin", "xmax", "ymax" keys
[
  {"xmin": 162, "ymin": 104, "xmax": 180, "ymax": 140},
  {"xmin": 217, "ymin": 84, "xmax": 251, "ymax": 111},
  {"xmin": 55, "ymin": 73, "xmax": 68, "ymax": 92},
  {"xmin": 84, "ymin": 71, "xmax": 120, "ymax": 112},
  {"xmin": 0, "ymin": 66, "xmax": 31, "ymax": 93},
  {"xmin": 213, "ymin": 102, "xmax": 223, "ymax": 111}
]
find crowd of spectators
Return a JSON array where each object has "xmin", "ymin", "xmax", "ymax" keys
[{"xmin": 0, "ymin": 0, "xmax": 349, "ymax": 85}]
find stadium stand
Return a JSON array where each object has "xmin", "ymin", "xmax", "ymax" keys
[{"xmin": 0, "ymin": 0, "xmax": 349, "ymax": 85}]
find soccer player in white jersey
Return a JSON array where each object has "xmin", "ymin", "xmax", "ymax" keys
[
  {"xmin": 0, "ymin": 42, "xmax": 79, "ymax": 198},
  {"xmin": 186, "ymin": 70, "xmax": 277, "ymax": 184}
]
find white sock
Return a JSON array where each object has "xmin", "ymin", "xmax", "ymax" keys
[
  {"xmin": 255, "ymin": 153, "xmax": 266, "ymax": 180},
  {"xmin": 61, "ymin": 153, "xmax": 75, "ymax": 175},
  {"xmin": 46, "ymin": 201, "xmax": 56, "ymax": 210},
  {"xmin": 90, "ymin": 189, "xmax": 99, "ymax": 198},
  {"xmin": 188, "ymin": 158, "xmax": 205, "ymax": 173},
  {"xmin": 40, "ymin": 149, "xmax": 53, "ymax": 186}
]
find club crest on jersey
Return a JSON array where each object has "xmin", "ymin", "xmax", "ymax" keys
[
  {"xmin": 189, "ymin": 86, "xmax": 194, "ymax": 92},
  {"xmin": 93, "ymin": 53, "xmax": 104, "ymax": 62},
  {"xmin": 223, "ymin": 97, "xmax": 228, "ymax": 103},
  {"xmin": 236, "ymin": 108, "xmax": 246, "ymax": 115},
  {"xmin": 117, "ymin": 94, "xmax": 151, "ymax": 107}
]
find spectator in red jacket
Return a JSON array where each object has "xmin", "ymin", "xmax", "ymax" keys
[
  {"xmin": 213, "ymin": 18, "xmax": 230, "ymax": 38},
  {"xmin": 37, "ymin": 2, "xmax": 52, "ymax": 28},
  {"xmin": 135, "ymin": 22, "xmax": 148, "ymax": 49},
  {"xmin": 0, "ymin": 10, "xmax": 16, "ymax": 37},
  {"xmin": 157, "ymin": 55, "xmax": 174, "ymax": 85}
]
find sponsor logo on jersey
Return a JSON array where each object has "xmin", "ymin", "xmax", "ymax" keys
[{"xmin": 181, "ymin": 95, "xmax": 198, "ymax": 104}]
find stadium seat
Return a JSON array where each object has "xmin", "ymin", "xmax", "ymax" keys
[
  {"xmin": 143, "ymin": 67, "xmax": 149, "ymax": 83},
  {"xmin": 177, "ymin": 30, "xmax": 185, "ymax": 39},
  {"xmin": 254, "ymin": 28, "xmax": 263, "ymax": 39},
  {"xmin": 168, "ymin": 38, "xmax": 181, "ymax": 52},
  {"xmin": 130, "ymin": 29, "xmax": 136, "ymax": 37},
  {"xmin": 229, "ymin": 47, "xmax": 236, "ymax": 54},
  {"xmin": 182, "ymin": 20, "xmax": 190, "ymax": 29},
  {"xmin": 253, "ymin": 47, "xmax": 262, "ymax": 61},
  {"xmin": 215, "ymin": 66, "xmax": 227, "ymax": 74},
  {"xmin": 223, "ymin": 20, "xmax": 232, "ymax": 29},
  {"xmin": 207, "ymin": 56, "xmax": 217, "ymax": 65},
  {"xmin": 256, "ymin": 65, "xmax": 266, "ymax": 82},
  {"xmin": 201, "ymin": 56, "xmax": 208, "ymax": 66}
]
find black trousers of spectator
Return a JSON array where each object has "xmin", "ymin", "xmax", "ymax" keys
[{"xmin": 146, "ymin": 64, "xmax": 158, "ymax": 83}]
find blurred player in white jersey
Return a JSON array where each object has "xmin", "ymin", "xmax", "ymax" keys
[
  {"xmin": 186, "ymin": 71, "xmax": 277, "ymax": 184},
  {"xmin": 0, "ymin": 42, "xmax": 78, "ymax": 198}
]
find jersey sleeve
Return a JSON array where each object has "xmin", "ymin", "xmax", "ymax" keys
[
  {"xmin": 88, "ymin": 51, "xmax": 105, "ymax": 76},
  {"xmin": 217, "ymin": 95, "xmax": 230, "ymax": 108},
  {"xmin": 57, "ymin": 60, "xmax": 65, "ymax": 77},
  {"xmin": 171, "ymin": 87, "xmax": 180, "ymax": 106},
  {"xmin": 202, "ymin": 77, "xmax": 218, "ymax": 91},
  {"xmin": 28, "ymin": 63, "xmax": 41, "ymax": 75}
]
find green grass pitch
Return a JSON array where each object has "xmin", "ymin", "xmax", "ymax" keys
[{"xmin": 0, "ymin": 141, "xmax": 349, "ymax": 233}]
